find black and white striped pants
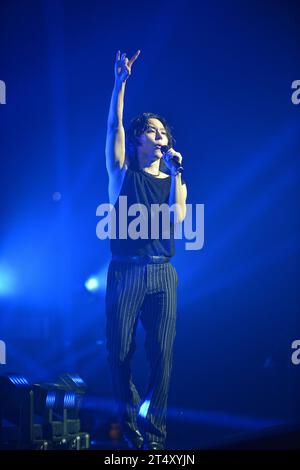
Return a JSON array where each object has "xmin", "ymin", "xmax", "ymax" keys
[{"xmin": 105, "ymin": 259, "xmax": 178, "ymax": 445}]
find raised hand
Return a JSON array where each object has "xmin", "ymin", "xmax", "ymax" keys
[{"xmin": 114, "ymin": 50, "xmax": 140, "ymax": 83}]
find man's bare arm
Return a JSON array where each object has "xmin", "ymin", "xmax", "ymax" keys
[
  {"xmin": 164, "ymin": 148, "xmax": 187, "ymax": 223},
  {"xmin": 105, "ymin": 50, "xmax": 140, "ymax": 175}
]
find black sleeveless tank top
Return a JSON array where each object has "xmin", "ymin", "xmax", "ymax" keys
[{"xmin": 110, "ymin": 167, "xmax": 175, "ymax": 257}]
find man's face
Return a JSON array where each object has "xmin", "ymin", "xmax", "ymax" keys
[{"xmin": 136, "ymin": 118, "xmax": 169, "ymax": 161}]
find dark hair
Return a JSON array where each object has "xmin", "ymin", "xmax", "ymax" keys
[{"xmin": 125, "ymin": 112, "xmax": 175, "ymax": 169}]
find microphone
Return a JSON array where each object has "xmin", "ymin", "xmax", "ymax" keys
[{"xmin": 160, "ymin": 146, "xmax": 184, "ymax": 174}]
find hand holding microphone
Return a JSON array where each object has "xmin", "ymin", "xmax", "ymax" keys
[{"xmin": 160, "ymin": 146, "xmax": 184, "ymax": 175}]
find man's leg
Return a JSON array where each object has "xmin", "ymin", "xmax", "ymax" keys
[
  {"xmin": 139, "ymin": 262, "xmax": 178, "ymax": 449},
  {"xmin": 106, "ymin": 261, "xmax": 146, "ymax": 448}
]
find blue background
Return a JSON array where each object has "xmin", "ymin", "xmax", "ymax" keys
[{"xmin": 0, "ymin": 0, "xmax": 299, "ymax": 448}]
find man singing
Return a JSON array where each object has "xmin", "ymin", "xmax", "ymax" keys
[{"xmin": 105, "ymin": 50, "xmax": 187, "ymax": 450}]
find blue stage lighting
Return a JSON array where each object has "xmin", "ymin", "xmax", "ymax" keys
[
  {"xmin": 59, "ymin": 373, "xmax": 86, "ymax": 390},
  {"xmin": 84, "ymin": 265, "xmax": 109, "ymax": 293},
  {"xmin": 0, "ymin": 374, "xmax": 34, "ymax": 449},
  {"xmin": 8, "ymin": 375, "xmax": 30, "ymax": 387},
  {"xmin": 139, "ymin": 399, "xmax": 151, "ymax": 419},
  {"xmin": 0, "ymin": 265, "xmax": 16, "ymax": 297},
  {"xmin": 63, "ymin": 392, "xmax": 77, "ymax": 409},
  {"xmin": 84, "ymin": 277, "xmax": 99, "ymax": 292},
  {"xmin": 45, "ymin": 390, "xmax": 56, "ymax": 409}
]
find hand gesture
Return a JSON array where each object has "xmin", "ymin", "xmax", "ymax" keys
[{"xmin": 114, "ymin": 50, "xmax": 140, "ymax": 84}]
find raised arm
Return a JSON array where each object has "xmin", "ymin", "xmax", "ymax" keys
[{"xmin": 105, "ymin": 50, "xmax": 140, "ymax": 176}]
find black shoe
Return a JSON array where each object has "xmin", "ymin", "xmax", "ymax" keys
[
  {"xmin": 143, "ymin": 441, "xmax": 165, "ymax": 450},
  {"xmin": 123, "ymin": 430, "xmax": 144, "ymax": 450}
]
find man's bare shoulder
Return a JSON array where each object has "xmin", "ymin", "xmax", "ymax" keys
[{"xmin": 157, "ymin": 171, "xmax": 170, "ymax": 179}]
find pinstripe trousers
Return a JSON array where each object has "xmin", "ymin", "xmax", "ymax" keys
[{"xmin": 105, "ymin": 259, "xmax": 178, "ymax": 445}]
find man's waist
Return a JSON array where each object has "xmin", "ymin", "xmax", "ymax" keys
[{"xmin": 111, "ymin": 254, "xmax": 171, "ymax": 264}]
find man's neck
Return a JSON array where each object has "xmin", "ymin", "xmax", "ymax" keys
[{"xmin": 138, "ymin": 158, "xmax": 160, "ymax": 175}]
